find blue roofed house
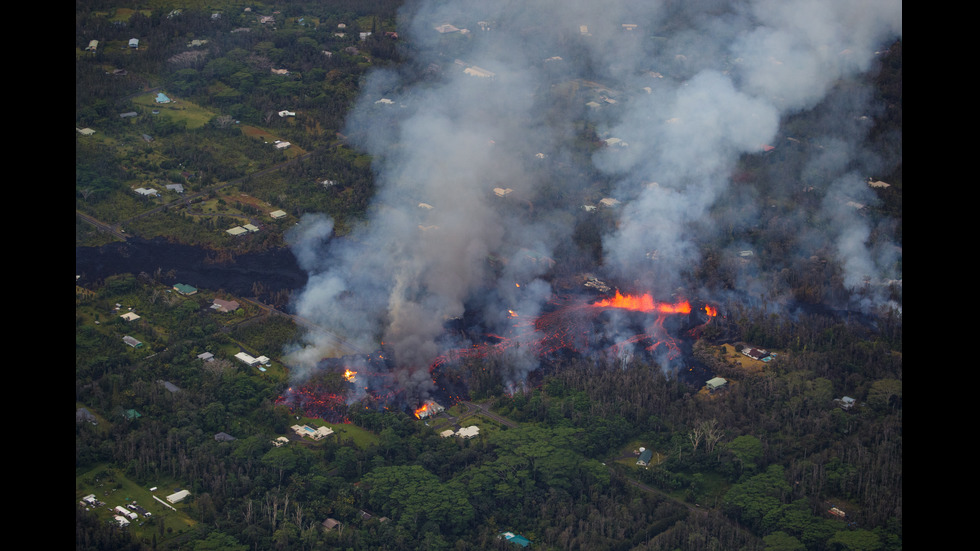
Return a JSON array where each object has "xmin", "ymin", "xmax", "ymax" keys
[{"xmin": 499, "ymin": 532, "xmax": 531, "ymax": 547}]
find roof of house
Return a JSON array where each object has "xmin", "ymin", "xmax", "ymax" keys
[
  {"xmin": 173, "ymin": 283, "xmax": 197, "ymax": 294},
  {"xmin": 706, "ymin": 377, "xmax": 727, "ymax": 388}
]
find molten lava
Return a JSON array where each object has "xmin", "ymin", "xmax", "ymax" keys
[
  {"xmin": 592, "ymin": 290, "xmax": 692, "ymax": 314},
  {"xmin": 704, "ymin": 304, "xmax": 718, "ymax": 317},
  {"xmin": 343, "ymin": 369, "xmax": 357, "ymax": 383}
]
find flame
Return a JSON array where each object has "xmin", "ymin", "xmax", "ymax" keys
[
  {"xmin": 508, "ymin": 309, "xmax": 518, "ymax": 318},
  {"xmin": 414, "ymin": 403, "xmax": 429, "ymax": 419},
  {"xmin": 704, "ymin": 305, "xmax": 718, "ymax": 317},
  {"xmin": 343, "ymin": 369, "xmax": 357, "ymax": 383},
  {"xmin": 593, "ymin": 290, "xmax": 691, "ymax": 314}
]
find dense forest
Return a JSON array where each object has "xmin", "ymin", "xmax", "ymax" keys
[
  {"xmin": 77, "ymin": 2, "xmax": 900, "ymax": 550},
  {"xmin": 76, "ymin": 270, "xmax": 901, "ymax": 550}
]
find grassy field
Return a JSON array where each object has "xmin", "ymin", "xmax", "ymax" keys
[
  {"xmin": 76, "ymin": 464, "xmax": 198, "ymax": 543},
  {"xmin": 132, "ymin": 93, "xmax": 214, "ymax": 130}
]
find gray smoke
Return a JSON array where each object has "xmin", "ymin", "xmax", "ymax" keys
[{"xmin": 285, "ymin": 0, "xmax": 901, "ymax": 393}]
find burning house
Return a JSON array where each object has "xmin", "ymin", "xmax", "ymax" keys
[{"xmin": 414, "ymin": 400, "xmax": 445, "ymax": 419}]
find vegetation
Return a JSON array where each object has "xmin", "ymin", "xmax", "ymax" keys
[
  {"xmin": 77, "ymin": 2, "xmax": 900, "ymax": 550},
  {"xmin": 76, "ymin": 270, "xmax": 901, "ymax": 550}
]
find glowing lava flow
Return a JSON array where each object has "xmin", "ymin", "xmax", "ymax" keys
[
  {"xmin": 277, "ymin": 292, "xmax": 720, "ymax": 422},
  {"xmin": 592, "ymin": 290, "xmax": 692, "ymax": 314}
]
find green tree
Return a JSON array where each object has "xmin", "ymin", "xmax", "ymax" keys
[
  {"xmin": 192, "ymin": 531, "xmax": 247, "ymax": 551},
  {"xmin": 827, "ymin": 529, "xmax": 883, "ymax": 551},
  {"xmin": 764, "ymin": 531, "xmax": 806, "ymax": 551}
]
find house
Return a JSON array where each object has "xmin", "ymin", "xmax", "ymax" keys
[
  {"xmin": 115, "ymin": 506, "xmax": 138, "ymax": 520},
  {"xmin": 123, "ymin": 336, "xmax": 143, "ymax": 348},
  {"xmin": 243, "ymin": 224, "xmax": 260, "ymax": 232},
  {"xmin": 76, "ymin": 127, "xmax": 96, "ymax": 135},
  {"xmin": 159, "ymin": 380, "xmax": 180, "ymax": 393},
  {"xmin": 741, "ymin": 347, "xmax": 771, "ymax": 361},
  {"xmin": 415, "ymin": 400, "xmax": 445, "ymax": 419},
  {"xmin": 456, "ymin": 426, "xmax": 480, "ymax": 439},
  {"xmin": 270, "ymin": 210, "xmax": 287, "ymax": 219},
  {"xmin": 214, "ymin": 432, "xmax": 236, "ymax": 442},
  {"xmin": 272, "ymin": 436, "xmax": 289, "ymax": 447},
  {"xmin": 76, "ymin": 408, "xmax": 98, "ymax": 425},
  {"xmin": 166, "ymin": 489, "xmax": 190, "ymax": 504},
  {"xmin": 173, "ymin": 283, "xmax": 197, "ymax": 295},
  {"xmin": 837, "ymin": 396, "xmax": 856, "ymax": 410},
  {"xmin": 235, "ymin": 352, "xmax": 259, "ymax": 366},
  {"xmin": 128, "ymin": 38, "xmax": 139, "ymax": 48},
  {"xmin": 211, "ymin": 298, "xmax": 240, "ymax": 312},
  {"xmin": 599, "ymin": 197, "xmax": 620, "ymax": 207},
  {"xmin": 135, "ymin": 187, "xmax": 159, "ymax": 197},
  {"xmin": 270, "ymin": 68, "xmax": 289, "ymax": 75},
  {"xmin": 637, "ymin": 448, "xmax": 654, "ymax": 466},
  {"xmin": 155, "ymin": 92, "xmax": 171, "ymax": 104},
  {"xmin": 120, "ymin": 112, "xmax": 138, "ymax": 119},
  {"xmin": 292, "ymin": 424, "xmax": 334, "ymax": 440},
  {"xmin": 227, "ymin": 226, "xmax": 248, "ymax": 236},
  {"xmin": 197, "ymin": 352, "xmax": 214, "ymax": 362},
  {"xmin": 166, "ymin": 183, "xmax": 184, "ymax": 193},
  {"xmin": 114, "ymin": 515, "xmax": 130, "ymax": 527},
  {"xmin": 464, "ymin": 66, "xmax": 495, "ymax": 79},
  {"xmin": 322, "ymin": 518, "xmax": 341, "ymax": 531},
  {"xmin": 86, "ymin": 40, "xmax": 99, "ymax": 51},
  {"xmin": 278, "ymin": 110, "xmax": 296, "ymax": 117},
  {"xmin": 440, "ymin": 429, "xmax": 456, "ymax": 438},
  {"xmin": 434, "ymin": 23, "xmax": 460, "ymax": 33},
  {"xmin": 705, "ymin": 377, "xmax": 728, "ymax": 392},
  {"xmin": 274, "ymin": 141, "xmax": 291, "ymax": 149},
  {"xmin": 120, "ymin": 311, "xmax": 140, "ymax": 321},
  {"xmin": 499, "ymin": 532, "xmax": 531, "ymax": 547}
]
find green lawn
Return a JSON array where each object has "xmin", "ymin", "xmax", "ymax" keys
[
  {"xmin": 76, "ymin": 464, "xmax": 198, "ymax": 543},
  {"xmin": 132, "ymin": 93, "xmax": 215, "ymax": 130}
]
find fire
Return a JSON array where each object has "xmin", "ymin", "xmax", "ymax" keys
[
  {"xmin": 593, "ymin": 290, "xmax": 692, "ymax": 314},
  {"xmin": 343, "ymin": 369, "xmax": 357, "ymax": 383},
  {"xmin": 414, "ymin": 403, "xmax": 429, "ymax": 419},
  {"xmin": 704, "ymin": 304, "xmax": 718, "ymax": 317}
]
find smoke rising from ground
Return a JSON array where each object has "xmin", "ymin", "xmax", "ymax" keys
[{"xmin": 285, "ymin": 0, "xmax": 901, "ymax": 397}]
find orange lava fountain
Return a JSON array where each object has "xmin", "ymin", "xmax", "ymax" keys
[{"xmin": 592, "ymin": 290, "xmax": 692, "ymax": 314}]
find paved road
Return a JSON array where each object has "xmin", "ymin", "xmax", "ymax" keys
[{"xmin": 458, "ymin": 400, "xmax": 517, "ymax": 428}]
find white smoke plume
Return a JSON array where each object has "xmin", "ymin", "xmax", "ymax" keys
[{"xmin": 285, "ymin": 0, "xmax": 901, "ymax": 395}]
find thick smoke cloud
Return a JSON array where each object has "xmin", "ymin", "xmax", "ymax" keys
[{"xmin": 285, "ymin": 0, "xmax": 901, "ymax": 396}]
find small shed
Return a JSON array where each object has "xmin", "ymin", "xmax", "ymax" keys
[{"xmin": 322, "ymin": 518, "xmax": 341, "ymax": 531}]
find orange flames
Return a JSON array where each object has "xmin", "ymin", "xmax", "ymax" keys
[
  {"xmin": 704, "ymin": 305, "xmax": 718, "ymax": 317},
  {"xmin": 593, "ymin": 290, "xmax": 692, "ymax": 314},
  {"xmin": 343, "ymin": 369, "xmax": 357, "ymax": 383},
  {"xmin": 414, "ymin": 403, "xmax": 429, "ymax": 419}
]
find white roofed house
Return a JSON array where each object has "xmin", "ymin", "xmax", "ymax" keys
[
  {"xmin": 166, "ymin": 489, "xmax": 190, "ymax": 503},
  {"xmin": 705, "ymin": 377, "xmax": 728, "ymax": 392}
]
